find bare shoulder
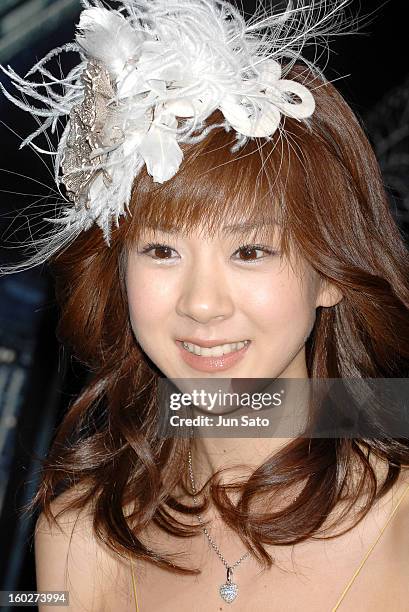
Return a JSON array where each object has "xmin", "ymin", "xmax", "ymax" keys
[
  {"xmin": 390, "ymin": 472, "xmax": 409, "ymax": 560},
  {"xmin": 34, "ymin": 485, "xmax": 119, "ymax": 612}
]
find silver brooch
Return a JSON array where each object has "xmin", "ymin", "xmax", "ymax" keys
[{"xmin": 61, "ymin": 59, "xmax": 121, "ymax": 210}]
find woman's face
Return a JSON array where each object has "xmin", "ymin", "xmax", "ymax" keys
[{"xmin": 125, "ymin": 222, "xmax": 341, "ymax": 379}]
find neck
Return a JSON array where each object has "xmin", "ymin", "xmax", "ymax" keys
[
  {"xmin": 189, "ymin": 375, "xmax": 311, "ymax": 494},
  {"xmin": 190, "ymin": 437, "xmax": 296, "ymax": 490}
]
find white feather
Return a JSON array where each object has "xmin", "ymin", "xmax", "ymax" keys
[{"xmin": 76, "ymin": 7, "xmax": 144, "ymax": 79}]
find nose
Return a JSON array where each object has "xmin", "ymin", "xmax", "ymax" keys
[{"xmin": 176, "ymin": 259, "xmax": 234, "ymax": 324}]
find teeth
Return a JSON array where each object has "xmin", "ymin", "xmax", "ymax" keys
[{"xmin": 182, "ymin": 340, "xmax": 249, "ymax": 357}]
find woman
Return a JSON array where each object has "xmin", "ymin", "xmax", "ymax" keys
[{"xmin": 2, "ymin": 1, "xmax": 409, "ymax": 610}]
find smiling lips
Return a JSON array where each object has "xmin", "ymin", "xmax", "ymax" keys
[{"xmin": 176, "ymin": 339, "xmax": 251, "ymax": 372}]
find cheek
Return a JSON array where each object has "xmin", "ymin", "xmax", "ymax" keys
[
  {"xmin": 125, "ymin": 266, "xmax": 169, "ymax": 336},
  {"xmin": 241, "ymin": 270, "xmax": 317, "ymax": 339}
]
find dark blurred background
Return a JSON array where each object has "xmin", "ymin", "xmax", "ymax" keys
[{"xmin": 0, "ymin": 0, "xmax": 408, "ymax": 609}]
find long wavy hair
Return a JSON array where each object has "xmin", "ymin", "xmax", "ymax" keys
[{"xmin": 26, "ymin": 63, "xmax": 409, "ymax": 575}]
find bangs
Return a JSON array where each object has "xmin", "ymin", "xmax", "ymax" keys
[{"xmin": 121, "ymin": 111, "xmax": 298, "ymax": 259}]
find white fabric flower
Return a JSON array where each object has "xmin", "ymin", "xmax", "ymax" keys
[{"xmin": 138, "ymin": 111, "xmax": 183, "ymax": 183}]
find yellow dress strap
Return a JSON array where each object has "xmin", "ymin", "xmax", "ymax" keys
[
  {"xmin": 331, "ymin": 479, "xmax": 409, "ymax": 611},
  {"xmin": 128, "ymin": 554, "xmax": 140, "ymax": 612}
]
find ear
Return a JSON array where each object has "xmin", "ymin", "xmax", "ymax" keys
[{"xmin": 316, "ymin": 278, "xmax": 343, "ymax": 308}]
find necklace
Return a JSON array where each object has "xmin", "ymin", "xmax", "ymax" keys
[
  {"xmin": 187, "ymin": 447, "xmax": 298, "ymax": 604},
  {"xmin": 187, "ymin": 447, "xmax": 248, "ymax": 603}
]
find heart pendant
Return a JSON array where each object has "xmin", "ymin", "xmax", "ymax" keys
[{"xmin": 219, "ymin": 581, "xmax": 238, "ymax": 603}]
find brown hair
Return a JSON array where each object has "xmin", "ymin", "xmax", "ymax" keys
[{"xmin": 26, "ymin": 63, "xmax": 409, "ymax": 574}]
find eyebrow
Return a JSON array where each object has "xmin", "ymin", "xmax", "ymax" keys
[
  {"xmin": 143, "ymin": 221, "xmax": 279, "ymax": 235},
  {"xmin": 222, "ymin": 220, "xmax": 279, "ymax": 234}
]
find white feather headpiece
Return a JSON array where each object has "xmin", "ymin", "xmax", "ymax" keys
[{"xmin": 0, "ymin": 0, "xmax": 354, "ymax": 271}]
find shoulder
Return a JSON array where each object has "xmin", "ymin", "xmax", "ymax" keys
[
  {"xmin": 34, "ymin": 486, "xmax": 118, "ymax": 611},
  {"xmin": 389, "ymin": 474, "xmax": 409, "ymax": 556}
]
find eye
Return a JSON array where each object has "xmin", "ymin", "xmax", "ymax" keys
[
  {"xmin": 138, "ymin": 242, "xmax": 178, "ymax": 261},
  {"xmin": 233, "ymin": 244, "xmax": 278, "ymax": 263},
  {"xmin": 137, "ymin": 242, "xmax": 278, "ymax": 263}
]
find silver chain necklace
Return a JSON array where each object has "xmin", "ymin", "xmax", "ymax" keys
[
  {"xmin": 187, "ymin": 447, "xmax": 248, "ymax": 604},
  {"xmin": 187, "ymin": 447, "xmax": 299, "ymax": 604}
]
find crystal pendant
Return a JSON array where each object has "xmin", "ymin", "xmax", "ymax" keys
[{"xmin": 219, "ymin": 567, "xmax": 238, "ymax": 603}]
